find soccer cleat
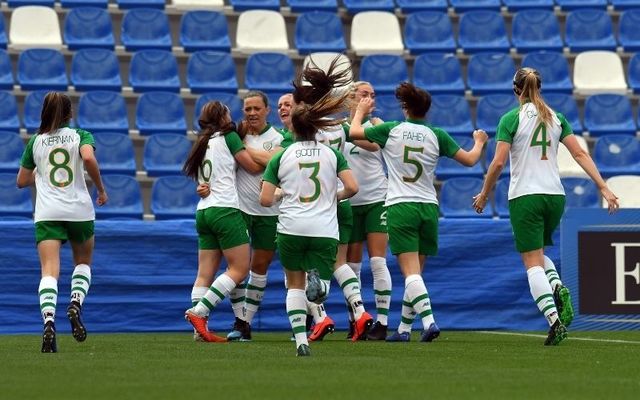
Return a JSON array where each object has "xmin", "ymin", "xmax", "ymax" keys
[
  {"xmin": 352, "ymin": 312, "xmax": 373, "ymax": 342},
  {"xmin": 66, "ymin": 301, "xmax": 87, "ymax": 342},
  {"xmin": 386, "ymin": 331, "xmax": 411, "ymax": 342},
  {"xmin": 185, "ymin": 309, "xmax": 226, "ymax": 343},
  {"xmin": 544, "ymin": 319, "xmax": 568, "ymax": 346},
  {"xmin": 366, "ymin": 321, "xmax": 388, "ymax": 340},
  {"xmin": 346, "ymin": 320, "xmax": 355, "ymax": 340},
  {"xmin": 420, "ymin": 323, "xmax": 441, "ymax": 343},
  {"xmin": 41, "ymin": 321, "xmax": 57, "ymax": 353},
  {"xmin": 554, "ymin": 285, "xmax": 574, "ymax": 328},
  {"xmin": 309, "ymin": 316, "xmax": 335, "ymax": 342},
  {"xmin": 227, "ymin": 317, "xmax": 252, "ymax": 341},
  {"xmin": 296, "ymin": 344, "xmax": 311, "ymax": 357}
]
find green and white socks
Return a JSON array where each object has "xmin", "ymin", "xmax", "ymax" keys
[
  {"xmin": 334, "ymin": 264, "xmax": 366, "ymax": 320},
  {"xmin": 244, "ymin": 272, "xmax": 267, "ymax": 323},
  {"xmin": 397, "ymin": 289, "xmax": 416, "ymax": 334},
  {"xmin": 404, "ymin": 274, "xmax": 435, "ymax": 330},
  {"xmin": 543, "ymin": 256, "xmax": 562, "ymax": 291},
  {"xmin": 39, "ymin": 276, "xmax": 58, "ymax": 323},
  {"xmin": 229, "ymin": 281, "xmax": 247, "ymax": 319},
  {"xmin": 192, "ymin": 273, "xmax": 237, "ymax": 317},
  {"xmin": 191, "ymin": 286, "xmax": 208, "ymax": 307},
  {"xmin": 307, "ymin": 300, "xmax": 326, "ymax": 324},
  {"xmin": 287, "ymin": 289, "xmax": 309, "ymax": 348},
  {"xmin": 70, "ymin": 264, "xmax": 91, "ymax": 306},
  {"xmin": 371, "ymin": 256, "xmax": 392, "ymax": 326},
  {"xmin": 527, "ymin": 266, "xmax": 559, "ymax": 326}
]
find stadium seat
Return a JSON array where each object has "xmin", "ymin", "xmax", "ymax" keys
[
  {"xmin": 187, "ymin": 51, "xmax": 237, "ymax": 94},
  {"xmin": 574, "ymin": 51, "xmax": 628, "ymax": 95},
  {"xmin": 359, "ymin": 55, "xmax": 408, "ymax": 94},
  {"xmin": 64, "ymin": 7, "xmax": 114, "ymax": 50},
  {"xmin": 71, "ymin": 49, "xmax": 122, "ymax": 92},
  {"xmin": 77, "ymin": 91, "xmax": 129, "ymax": 134},
  {"xmin": 95, "ymin": 175, "xmax": 143, "ymax": 219},
  {"xmin": 236, "ymin": 10, "xmax": 289, "ymax": 54},
  {"xmin": 521, "ymin": 52, "xmax": 572, "ymax": 94},
  {"xmin": 503, "ymin": 0, "xmax": 554, "ymax": 11},
  {"xmin": 0, "ymin": 92, "xmax": 19, "ymax": 133},
  {"xmin": 179, "ymin": 11, "xmax": 230, "ymax": 53},
  {"xmin": 0, "ymin": 131, "xmax": 24, "ymax": 173},
  {"xmin": 245, "ymin": 53, "xmax": 294, "ymax": 94},
  {"xmin": 0, "ymin": 15, "xmax": 7, "ymax": 49},
  {"xmin": 396, "ymin": 0, "xmax": 448, "ymax": 12},
  {"xmin": 561, "ymin": 178, "xmax": 599, "ymax": 208},
  {"xmin": 61, "ymin": 0, "xmax": 109, "ymax": 7},
  {"xmin": 295, "ymin": 12, "xmax": 346, "ymax": 54},
  {"xmin": 18, "ymin": 49, "xmax": 67, "ymax": 91},
  {"xmin": 435, "ymin": 136, "xmax": 484, "ymax": 180},
  {"xmin": 413, "ymin": 54, "xmax": 464, "ymax": 95},
  {"xmin": 404, "ymin": 11, "xmax": 456, "ymax": 54},
  {"xmin": 628, "ymin": 53, "xmax": 640, "ymax": 94},
  {"xmin": 565, "ymin": 9, "xmax": 617, "ymax": 52},
  {"xmin": 143, "ymin": 134, "xmax": 192, "ymax": 177},
  {"xmin": 172, "ymin": 0, "xmax": 224, "ymax": 8},
  {"xmin": 593, "ymin": 135, "xmax": 640, "ymax": 177},
  {"xmin": 302, "ymin": 52, "xmax": 353, "ymax": 81},
  {"xmin": 22, "ymin": 91, "xmax": 47, "ymax": 133},
  {"xmin": 440, "ymin": 177, "xmax": 491, "ymax": 218},
  {"xmin": 484, "ymin": 138, "xmax": 510, "ymax": 176},
  {"xmin": 9, "ymin": 6, "xmax": 62, "ymax": 49},
  {"xmin": 117, "ymin": 0, "xmax": 165, "ymax": 9},
  {"xmin": 467, "ymin": 53, "xmax": 515, "ymax": 95},
  {"xmin": 230, "ymin": 0, "xmax": 279, "ymax": 10},
  {"xmin": 194, "ymin": 92, "xmax": 244, "ymax": 131},
  {"xmin": 151, "ymin": 176, "xmax": 199, "ymax": 220},
  {"xmin": 351, "ymin": 11, "xmax": 404, "ymax": 56},
  {"xmin": 584, "ymin": 94, "xmax": 637, "ymax": 136},
  {"xmin": 93, "ymin": 133, "xmax": 136, "ymax": 176},
  {"xmin": 459, "ymin": 11, "xmax": 510, "ymax": 54},
  {"xmin": 121, "ymin": 8, "xmax": 171, "ymax": 51},
  {"xmin": 493, "ymin": 177, "xmax": 510, "ymax": 218},
  {"xmin": 0, "ymin": 173, "xmax": 32, "ymax": 218},
  {"xmin": 428, "ymin": 95, "xmax": 474, "ymax": 136},
  {"xmin": 604, "ymin": 176, "xmax": 640, "ymax": 208},
  {"xmin": 558, "ymin": 134, "xmax": 589, "ymax": 177},
  {"xmin": 612, "ymin": 0, "xmax": 640, "ymax": 10},
  {"xmin": 343, "ymin": 0, "xmax": 395, "ymax": 13},
  {"xmin": 7, "ymin": 1, "xmax": 54, "ymax": 7},
  {"xmin": 619, "ymin": 10, "xmax": 640, "ymax": 52},
  {"xmin": 450, "ymin": 0, "xmax": 501, "ymax": 12},
  {"xmin": 373, "ymin": 94, "xmax": 404, "ymax": 122},
  {"xmin": 544, "ymin": 93, "xmax": 583, "ymax": 134},
  {"xmin": 476, "ymin": 94, "xmax": 519, "ymax": 135},
  {"xmin": 129, "ymin": 50, "xmax": 180, "ymax": 93},
  {"xmin": 287, "ymin": 0, "xmax": 337, "ymax": 12},
  {"xmin": 511, "ymin": 10, "xmax": 563, "ymax": 53},
  {"xmin": 0, "ymin": 50, "xmax": 13, "ymax": 90},
  {"xmin": 136, "ymin": 92, "xmax": 187, "ymax": 135},
  {"xmin": 556, "ymin": 0, "xmax": 608, "ymax": 10}
]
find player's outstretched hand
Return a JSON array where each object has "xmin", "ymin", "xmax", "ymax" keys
[
  {"xmin": 472, "ymin": 192, "xmax": 488, "ymax": 214},
  {"xmin": 601, "ymin": 187, "xmax": 620, "ymax": 214},
  {"xmin": 473, "ymin": 129, "xmax": 489, "ymax": 144},
  {"xmin": 96, "ymin": 189, "xmax": 108, "ymax": 206},
  {"xmin": 196, "ymin": 183, "xmax": 210, "ymax": 198}
]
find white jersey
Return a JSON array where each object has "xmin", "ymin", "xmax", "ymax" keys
[
  {"xmin": 262, "ymin": 141, "xmax": 350, "ymax": 240},
  {"xmin": 316, "ymin": 124, "xmax": 347, "ymax": 193},
  {"xmin": 496, "ymin": 102, "xmax": 573, "ymax": 200},
  {"xmin": 364, "ymin": 119, "xmax": 460, "ymax": 207},
  {"xmin": 236, "ymin": 125, "xmax": 284, "ymax": 216},
  {"xmin": 197, "ymin": 131, "xmax": 245, "ymax": 211},
  {"xmin": 20, "ymin": 127, "xmax": 95, "ymax": 223}
]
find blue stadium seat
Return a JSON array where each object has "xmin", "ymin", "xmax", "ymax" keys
[
  {"xmin": 561, "ymin": 178, "xmax": 600, "ymax": 208},
  {"xmin": 373, "ymin": 94, "xmax": 404, "ymax": 122},
  {"xmin": 612, "ymin": 0, "xmax": 640, "ymax": 10},
  {"xmin": 121, "ymin": 8, "xmax": 171, "ymax": 51},
  {"xmin": 7, "ymin": 0, "xmax": 54, "ymax": 6},
  {"xmin": 485, "ymin": 138, "xmax": 510, "ymax": 176},
  {"xmin": 143, "ymin": 134, "xmax": 192, "ymax": 177},
  {"xmin": 343, "ymin": 0, "xmax": 395, "ymax": 13},
  {"xmin": 136, "ymin": 92, "xmax": 187, "ymax": 135},
  {"xmin": 413, "ymin": 54, "xmax": 464, "ymax": 95},
  {"xmin": 628, "ymin": 53, "xmax": 640, "ymax": 94},
  {"xmin": 266, "ymin": 92, "xmax": 287, "ymax": 128},
  {"xmin": 78, "ymin": 91, "xmax": 129, "ymax": 134},
  {"xmin": 64, "ymin": 7, "xmax": 114, "ymax": 50},
  {"xmin": 194, "ymin": 92, "xmax": 244, "ymax": 130},
  {"xmin": 93, "ymin": 132, "xmax": 136, "ymax": 176},
  {"xmin": 179, "ymin": 11, "xmax": 230, "ymax": 53},
  {"xmin": 17, "ymin": 49, "xmax": 68, "ymax": 91},
  {"xmin": 503, "ymin": 0, "xmax": 554, "ymax": 11},
  {"xmin": 521, "ymin": 52, "xmax": 572, "ymax": 94},
  {"xmin": 187, "ymin": 51, "xmax": 237, "ymax": 94},
  {"xmin": 0, "ymin": 173, "xmax": 32, "ymax": 218},
  {"xmin": 117, "ymin": 0, "xmax": 165, "ymax": 9},
  {"xmin": 61, "ymin": 0, "xmax": 109, "ymax": 7},
  {"xmin": 619, "ymin": 10, "xmax": 640, "ymax": 52},
  {"xmin": 151, "ymin": 176, "xmax": 199, "ymax": 220},
  {"xmin": 95, "ymin": 175, "xmax": 143, "ymax": 219},
  {"xmin": 129, "ymin": 50, "xmax": 180, "ymax": 93},
  {"xmin": 565, "ymin": 9, "xmax": 617, "ymax": 52},
  {"xmin": 584, "ymin": 94, "xmax": 637, "ymax": 136},
  {"xmin": 396, "ymin": 0, "xmax": 448, "ymax": 12},
  {"xmin": 476, "ymin": 94, "xmax": 519, "ymax": 135},
  {"xmin": 230, "ymin": 0, "xmax": 280, "ymax": 11},
  {"xmin": 428, "ymin": 95, "xmax": 474, "ymax": 135},
  {"xmin": 0, "ymin": 50, "xmax": 13, "ymax": 90},
  {"xmin": 459, "ymin": 11, "xmax": 510, "ymax": 54},
  {"xmin": 71, "ymin": 49, "xmax": 122, "ymax": 92},
  {"xmin": 511, "ymin": 10, "xmax": 563, "ymax": 53},
  {"xmin": 556, "ymin": 0, "xmax": 608, "ymax": 10},
  {"xmin": 467, "ymin": 53, "xmax": 515, "ymax": 95},
  {"xmin": 0, "ymin": 131, "xmax": 24, "ymax": 173},
  {"xmin": 22, "ymin": 91, "xmax": 47, "ymax": 133},
  {"xmin": 544, "ymin": 93, "xmax": 583, "ymax": 134},
  {"xmin": 404, "ymin": 11, "xmax": 456, "ymax": 54},
  {"xmin": 0, "ymin": 92, "xmax": 20, "ymax": 133},
  {"xmin": 359, "ymin": 55, "xmax": 408, "ymax": 94},
  {"xmin": 287, "ymin": 0, "xmax": 338, "ymax": 12},
  {"xmin": 493, "ymin": 177, "xmax": 510, "ymax": 218},
  {"xmin": 450, "ymin": 0, "xmax": 501, "ymax": 12},
  {"xmin": 0, "ymin": 15, "xmax": 7, "ymax": 49},
  {"xmin": 295, "ymin": 12, "xmax": 346, "ymax": 54},
  {"xmin": 593, "ymin": 135, "xmax": 640, "ymax": 177},
  {"xmin": 245, "ymin": 53, "xmax": 294, "ymax": 94},
  {"xmin": 440, "ymin": 177, "xmax": 491, "ymax": 218},
  {"xmin": 435, "ymin": 136, "xmax": 484, "ymax": 180}
]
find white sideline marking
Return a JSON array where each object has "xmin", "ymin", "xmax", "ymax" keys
[{"xmin": 476, "ymin": 330, "xmax": 640, "ymax": 344}]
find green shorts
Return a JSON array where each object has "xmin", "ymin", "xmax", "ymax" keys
[
  {"xmin": 277, "ymin": 233, "xmax": 337, "ymax": 280},
  {"xmin": 196, "ymin": 207, "xmax": 250, "ymax": 250},
  {"xmin": 35, "ymin": 220, "xmax": 94, "ymax": 244},
  {"xmin": 350, "ymin": 201, "xmax": 387, "ymax": 243},
  {"xmin": 337, "ymin": 200, "xmax": 353, "ymax": 245},
  {"xmin": 508, "ymin": 194, "xmax": 565, "ymax": 253},
  {"xmin": 242, "ymin": 212, "xmax": 278, "ymax": 251},
  {"xmin": 387, "ymin": 202, "xmax": 439, "ymax": 256}
]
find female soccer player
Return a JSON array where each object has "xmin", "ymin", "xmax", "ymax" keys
[
  {"xmin": 349, "ymin": 82, "xmax": 488, "ymax": 342},
  {"xmin": 472, "ymin": 68, "xmax": 619, "ymax": 345},
  {"xmin": 16, "ymin": 92, "xmax": 108, "ymax": 353},
  {"xmin": 183, "ymin": 101, "xmax": 262, "ymax": 343}
]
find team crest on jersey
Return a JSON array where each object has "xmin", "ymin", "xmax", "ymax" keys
[{"xmin": 263, "ymin": 141, "xmax": 273, "ymax": 151}]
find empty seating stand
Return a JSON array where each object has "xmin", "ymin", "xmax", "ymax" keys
[
  {"xmin": 245, "ymin": 53, "xmax": 294, "ymax": 94},
  {"xmin": 77, "ymin": 91, "xmax": 129, "ymax": 134},
  {"xmin": 503, "ymin": 0, "xmax": 555, "ymax": 11},
  {"xmin": 358, "ymin": 55, "xmax": 408, "ymax": 94},
  {"xmin": 561, "ymin": 178, "xmax": 600, "ymax": 208},
  {"xmin": 428, "ymin": 95, "xmax": 474, "ymax": 136},
  {"xmin": 287, "ymin": 0, "xmax": 338, "ymax": 12},
  {"xmin": 187, "ymin": 51, "xmax": 238, "ymax": 94},
  {"xmin": 129, "ymin": 50, "xmax": 180, "ymax": 93},
  {"xmin": 458, "ymin": 11, "xmax": 510, "ymax": 54},
  {"xmin": 179, "ymin": 11, "xmax": 231, "ymax": 53},
  {"xmin": 230, "ymin": 0, "xmax": 280, "ymax": 11},
  {"xmin": 511, "ymin": 9, "xmax": 563, "ymax": 53},
  {"xmin": 351, "ymin": 11, "xmax": 404, "ymax": 56},
  {"xmin": 23, "ymin": 91, "xmax": 48, "ymax": 133},
  {"xmin": 435, "ymin": 136, "xmax": 484, "ymax": 180},
  {"xmin": 476, "ymin": 94, "xmax": 519, "ymax": 135},
  {"xmin": 619, "ymin": 10, "xmax": 640, "ymax": 52},
  {"xmin": 521, "ymin": 52, "xmax": 573, "ymax": 93},
  {"xmin": 343, "ymin": 0, "xmax": 395, "ymax": 13},
  {"xmin": 0, "ymin": 173, "xmax": 33, "ymax": 218},
  {"xmin": 584, "ymin": 94, "xmax": 637, "ymax": 136},
  {"xmin": 0, "ymin": 131, "xmax": 24, "ymax": 173},
  {"xmin": 593, "ymin": 135, "xmax": 640, "ymax": 177},
  {"xmin": 295, "ymin": 12, "xmax": 346, "ymax": 54},
  {"xmin": 71, "ymin": 49, "xmax": 122, "ymax": 92},
  {"xmin": 121, "ymin": 8, "xmax": 171, "ymax": 51},
  {"xmin": 236, "ymin": 10, "xmax": 289, "ymax": 54},
  {"xmin": 565, "ymin": 9, "xmax": 617, "ymax": 52},
  {"xmin": 373, "ymin": 94, "xmax": 404, "ymax": 122},
  {"xmin": 194, "ymin": 92, "xmax": 244, "ymax": 130},
  {"xmin": 467, "ymin": 53, "xmax": 515, "ymax": 95},
  {"xmin": 18, "ymin": 49, "xmax": 68, "ymax": 91},
  {"xmin": 396, "ymin": 0, "xmax": 448, "ymax": 12},
  {"xmin": 0, "ymin": 50, "xmax": 13, "ymax": 90},
  {"xmin": 64, "ymin": 7, "xmax": 115, "ymax": 50},
  {"xmin": 440, "ymin": 177, "xmax": 492, "ymax": 218},
  {"xmin": 136, "ymin": 92, "xmax": 187, "ymax": 135},
  {"xmin": 93, "ymin": 133, "xmax": 136, "ymax": 176},
  {"xmin": 143, "ymin": 134, "xmax": 192, "ymax": 176},
  {"xmin": 573, "ymin": 51, "xmax": 628, "ymax": 95},
  {"xmin": 10, "ymin": 6, "xmax": 62, "ymax": 49},
  {"xmin": 404, "ymin": 11, "xmax": 456, "ymax": 54},
  {"xmin": 545, "ymin": 93, "xmax": 584, "ymax": 134},
  {"xmin": 151, "ymin": 176, "xmax": 199, "ymax": 220},
  {"xmin": 95, "ymin": 175, "xmax": 143, "ymax": 219},
  {"xmin": 413, "ymin": 53, "xmax": 465, "ymax": 95}
]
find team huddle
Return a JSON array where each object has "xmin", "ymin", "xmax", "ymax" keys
[{"xmin": 18, "ymin": 57, "xmax": 620, "ymax": 356}]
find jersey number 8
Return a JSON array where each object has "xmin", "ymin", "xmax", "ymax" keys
[{"xmin": 48, "ymin": 148, "xmax": 73, "ymax": 187}]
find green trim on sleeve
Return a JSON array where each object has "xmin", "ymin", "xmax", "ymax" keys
[
  {"xmin": 556, "ymin": 112, "xmax": 574, "ymax": 140},
  {"xmin": 330, "ymin": 147, "xmax": 350, "ymax": 173},
  {"xmin": 364, "ymin": 121, "xmax": 396, "ymax": 148},
  {"xmin": 342, "ymin": 123, "xmax": 351, "ymax": 142},
  {"xmin": 75, "ymin": 128, "xmax": 95, "ymax": 147},
  {"xmin": 278, "ymin": 128, "xmax": 294, "ymax": 149},
  {"xmin": 224, "ymin": 132, "xmax": 245, "ymax": 155},
  {"xmin": 20, "ymin": 135, "xmax": 37, "ymax": 170},
  {"xmin": 496, "ymin": 107, "xmax": 521, "ymax": 144},
  {"xmin": 263, "ymin": 149, "xmax": 285, "ymax": 186},
  {"xmin": 432, "ymin": 127, "xmax": 461, "ymax": 158}
]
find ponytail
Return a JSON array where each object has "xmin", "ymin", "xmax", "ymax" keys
[
  {"xmin": 513, "ymin": 67, "xmax": 552, "ymax": 127},
  {"xmin": 39, "ymin": 92, "xmax": 72, "ymax": 134},
  {"xmin": 291, "ymin": 92, "xmax": 349, "ymax": 141}
]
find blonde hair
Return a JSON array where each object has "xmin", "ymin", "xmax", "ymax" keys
[{"xmin": 513, "ymin": 67, "xmax": 552, "ymax": 127}]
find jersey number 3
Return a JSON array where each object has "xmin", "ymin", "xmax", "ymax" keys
[{"xmin": 299, "ymin": 162, "xmax": 321, "ymax": 203}]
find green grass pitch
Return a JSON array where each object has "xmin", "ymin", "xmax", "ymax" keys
[{"xmin": 1, "ymin": 331, "xmax": 639, "ymax": 400}]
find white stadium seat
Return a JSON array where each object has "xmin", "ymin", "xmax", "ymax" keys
[
  {"xmin": 351, "ymin": 11, "xmax": 404, "ymax": 56},
  {"xmin": 171, "ymin": 0, "xmax": 224, "ymax": 8},
  {"xmin": 236, "ymin": 10, "xmax": 289, "ymax": 54},
  {"xmin": 574, "ymin": 51, "xmax": 628, "ymax": 95},
  {"xmin": 604, "ymin": 175, "xmax": 640, "ymax": 208},
  {"xmin": 10, "ymin": 6, "xmax": 62, "ymax": 49},
  {"xmin": 558, "ymin": 135, "xmax": 589, "ymax": 178}
]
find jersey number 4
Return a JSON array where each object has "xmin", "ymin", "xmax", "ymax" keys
[
  {"xmin": 530, "ymin": 123, "xmax": 551, "ymax": 160},
  {"xmin": 299, "ymin": 162, "xmax": 321, "ymax": 203}
]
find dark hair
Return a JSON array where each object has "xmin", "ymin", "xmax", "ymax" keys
[
  {"xmin": 292, "ymin": 56, "xmax": 352, "ymax": 106},
  {"xmin": 395, "ymin": 82, "xmax": 431, "ymax": 118},
  {"xmin": 39, "ymin": 92, "xmax": 72, "ymax": 134},
  {"xmin": 244, "ymin": 91, "xmax": 269, "ymax": 108},
  {"xmin": 291, "ymin": 92, "xmax": 349, "ymax": 141},
  {"xmin": 513, "ymin": 67, "xmax": 552, "ymax": 126},
  {"xmin": 183, "ymin": 101, "xmax": 236, "ymax": 180}
]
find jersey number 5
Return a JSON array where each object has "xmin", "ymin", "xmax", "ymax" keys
[
  {"xmin": 402, "ymin": 146, "xmax": 424, "ymax": 183},
  {"xmin": 299, "ymin": 162, "xmax": 321, "ymax": 203},
  {"xmin": 530, "ymin": 123, "xmax": 550, "ymax": 160}
]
